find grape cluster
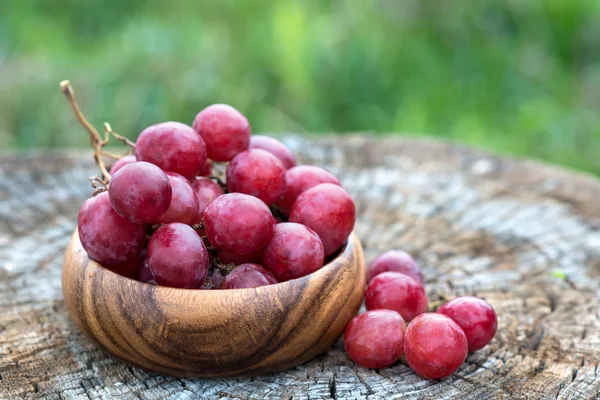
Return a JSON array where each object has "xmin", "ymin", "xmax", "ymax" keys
[
  {"xmin": 344, "ymin": 250, "xmax": 498, "ymax": 379},
  {"xmin": 77, "ymin": 104, "xmax": 357, "ymax": 290}
]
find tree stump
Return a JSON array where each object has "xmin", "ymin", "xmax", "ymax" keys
[{"xmin": 2, "ymin": 136, "xmax": 600, "ymax": 399}]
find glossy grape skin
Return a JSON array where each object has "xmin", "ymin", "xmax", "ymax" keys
[
  {"xmin": 78, "ymin": 192, "xmax": 146, "ymax": 265},
  {"xmin": 109, "ymin": 155, "xmax": 137, "ymax": 174},
  {"xmin": 156, "ymin": 172, "xmax": 199, "ymax": 225},
  {"xmin": 344, "ymin": 310, "xmax": 406, "ymax": 369},
  {"xmin": 437, "ymin": 297, "xmax": 497, "ymax": 352},
  {"xmin": 135, "ymin": 121, "xmax": 208, "ymax": 179},
  {"xmin": 218, "ymin": 249, "xmax": 264, "ymax": 266},
  {"xmin": 137, "ymin": 258, "xmax": 157, "ymax": 285},
  {"xmin": 220, "ymin": 263, "xmax": 278, "ymax": 289},
  {"xmin": 368, "ymin": 250, "xmax": 424, "ymax": 285},
  {"xmin": 365, "ymin": 272, "xmax": 428, "ymax": 322},
  {"xmin": 204, "ymin": 193, "xmax": 275, "ymax": 254},
  {"xmin": 226, "ymin": 149, "xmax": 287, "ymax": 206},
  {"xmin": 249, "ymin": 135, "xmax": 296, "ymax": 169},
  {"xmin": 262, "ymin": 223, "xmax": 325, "ymax": 281},
  {"xmin": 277, "ymin": 166, "xmax": 341, "ymax": 215},
  {"xmin": 192, "ymin": 104, "xmax": 250, "ymax": 161},
  {"xmin": 191, "ymin": 177, "xmax": 224, "ymax": 222},
  {"xmin": 289, "ymin": 183, "xmax": 355, "ymax": 256},
  {"xmin": 404, "ymin": 313, "xmax": 468, "ymax": 379},
  {"xmin": 147, "ymin": 223, "xmax": 209, "ymax": 288},
  {"xmin": 108, "ymin": 162, "xmax": 172, "ymax": 224}
]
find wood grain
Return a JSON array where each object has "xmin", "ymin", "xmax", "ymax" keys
[
  {"xmin": 3, "ymin": 136, "xmax": 600, "ymax": 398},
  {"xmin": 62, "ymin": 229, "xmax": 366, "ymax": 377}
]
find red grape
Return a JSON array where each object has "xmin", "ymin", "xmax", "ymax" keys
[
  {"xmin": 277, "ymin": 166, "xmax": 341, "ymax": 215},
  {"xmin": 78, "ymin": 192, "xmax": 146, "ymax": 265},
  {"xmin": 191, "ymin": 177, "xmax": 224, "ymax": 222},
  {"xmin": 135, "ymin": 121, "xmax": 208, "ymax": 179},
  {"xmin": 147, "ymin": 223, "xmax": 209, "ymax": 288},
  {"xmin": 437, "ymin": 296, "xmax": 497, "ymax": 352},
  {"xmin": 220, "ymin": 263, "xmax": 278, "ymax": 289},
  {"xmin": 289, "ymin": 183, "xmax": 355, "ymax": 256},
  {"xmin": 368, "ymin": 250, "xmax": 424, "ymax": 285},
  {"xmin": 226, "ymin": 149, "xmax": 286, "ymax": 206},
  {"xmin": 197, "ymin": 158, "xmax": 212, "ymax": 176},
  {"xmin": 404, "ymin": 313, "xmax": 468, "ymax": 379},
  {"xmin": 137, "ymin": 258, "xmax": 157, "ymax": 285},
  {"xmin": 156, "ymin": 172, "xmax": 199, "ymax": 225},
  {"xmin": 218, "ymin": 249, "xmax": 264, "ymax": 265},
  {"xmin": 365, "ymin": 272, "xmax": 428, "ymax": 322},
  {"xmin": 109, "ymin": 155, "xmax": 136, "ymax": 174},
  {"xmin": 192, "ymin": 104, "xmax": 250, "ymax": 161},
  {"xmin": 108, "ymin": 161, "xmax": 172, "ymax": 224},
  {"xmin": 249, "ymin": 135, "xmax": 296, "ymax": 169},
  {"xmin": 262, "ymin": 222, "xmax": 324, "ymax": 281},
  {"xmin": 204, "ymin": 193, "xmax": 275, "ymax": 254},
  {"xmin": 344, "ymin": 310, "xmax": 406, "ymax": 369}
]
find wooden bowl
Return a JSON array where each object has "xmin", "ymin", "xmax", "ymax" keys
[{"xmin": 62, "ymin": 229, "xmax": 366, "ymax": 377}]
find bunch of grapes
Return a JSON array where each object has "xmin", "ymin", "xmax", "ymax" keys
[
  {"xmin": 64, "ymin": 83, "xmax": 356, "ymax": 290},
  {"xmin": 344, "ymin": 250, "xmax": 498, "ymax": 379}
]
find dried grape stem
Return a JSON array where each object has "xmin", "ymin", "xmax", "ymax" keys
[
  {"xmin": 104, "ymin": 122, "xmax": 136, "ymax": 149},
  {"xmin": 60, "ymin": 80, "xmax": 111, "ymax": 183}
]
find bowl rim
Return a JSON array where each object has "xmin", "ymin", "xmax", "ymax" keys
[{"xmin": 68, "ymin": 229, "xmax": 360, "ymax": 294}]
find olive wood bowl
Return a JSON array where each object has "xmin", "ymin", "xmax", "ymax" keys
[{"xmin": 62, "ymin": 229, "xmax": 366, "ymax": 377}]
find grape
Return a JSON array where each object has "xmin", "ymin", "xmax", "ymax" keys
[
  {"xmin": 365, "ymin": 272, "xmax": 428, "ymax": 322},
  {"xmin": 437, "ymin": 296, "xmax": 497, "ymax": 352},
  {"xmin": 226, "ymin": 149, "xmax": 286, "ymax": 206},
  {"xmin": 277, "ymin": 166, "xmax": 341, "ymax": 215},
  {"xmin": 197, "ymin": 158, "xmax": 212, "ymax": 176},
  {"xmin": 135, "ymin": 121, "xmax": 208, "ymax": 179},
  {"xmin": 368, "ymin": 250, "xmax": 424, "ymax": 285},
  {"xmin": 78, "ymin": 192, "xmax": 146, "ymax": 265},
  {"xmin": 109, "ymin": 155, "xmax": 136, "ymax": 174},
  {"xmin": 147, "ymin": 223, "xmax": 209, "ymax": 288},
  {"xmin": 137, "ymin": 258, "xmax": 157, "ymax": 285},
  {"xmin": 289, "ymin": 183, "xmax": 355, "ymax": 256},
  {"xmin": 344, "ymin": 310, "xmax": 406, "ymax": 369},
  {"xmin": 404, "ymin": 313, "xmax": 468, "ymax": 379},
  {"xmin": 192, "ymin": 104, "xmax": 250, "ymax": 161},
  {"xmin": 191, "ymin": 177, "xmax": 224, "ymax": 222},
  {"xmin": 108, "ymin": 161, "xmax": 172, "ymax": 224},
  {"xmin": 220, "ymin": 263, "xmax": 278, "ymax": 289},
  {"xmin": 249, "ymin": 135, "xmax": 296, "ymax": 169},
  {"xmin": 262, "ymin": 222, "xmax": 324, "ymax": 281},
  {"xmin": 156, "ymin": 172, "xmax": 199, "ymax": 225},
  {"xmin": 204, "ymin": 193, "xmax": 275, "ymax": 254},
  {"xmin": 218, "ymin": 249, "xmax": 264, "ymax": 266}
]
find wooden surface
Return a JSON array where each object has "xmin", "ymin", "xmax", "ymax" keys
[
  {"xmin": 2, "ymin": 136, "xmax": 600, "ymax": 399},
  {"xmin": 62, "ymin": 230, "xmax": 365, "ymax": 377}
]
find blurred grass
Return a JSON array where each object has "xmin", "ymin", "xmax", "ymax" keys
[{"xmin": 1, "ymin": 0, "xmax": 600, "ymax": 174}]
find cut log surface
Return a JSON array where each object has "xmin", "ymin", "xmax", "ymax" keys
[{"xmin": 2, "ymin": 136, "xmax": 600, "ymax": 400}]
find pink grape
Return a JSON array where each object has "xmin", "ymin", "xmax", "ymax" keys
[
  {"xmin": 203, "ymin": 193, "xmax": 275, "ymax": 254},
  {"xmin": 136, "ymin": 121, "xmax": 208, "ymax": 179},
  {"xmin": 249, "ymin": 135, "xmax": 296, "ymax": 169},
  {"xmin": 289, "ymin": 183, "xmax": 355, "ymax": 256},
  {"xmin": 192, "ymin": 104, "xmax": 250, "ymax": 161},
  {"xmin": 226, "ymin": 149, "xmax": 286, "ymax": 206},
  {"xmin": 108, "ymin": 161, "xmax": 172, "ymax": 224},
  {"xmin": 191, "ymin": 177, "xmax": 224, "ymax": 222},
  {"xmin": 404, "ymin": 313, "xmax": 468, "ymax": 379},
  {"xmin": 147, "ymin": 223, "xmax": 209, "ymax": 288},
  {"xmin": 218, "ymin": 249, "xmax": 264, "ymax": 266},
  {"xmin": 365, "ymin": 272, "xmax": 428, "ymax": 322},
  {"xmin": 220, "ymin": 263, "xmax": 278, "ymax": 289},
  {"xmin": 368, "ymin": 250, "xmax": 424, "ymax": 285},
  {"xmin": 109, "ymin": 155, "xmax": 136, "ymax": 174},
  {"xmin": 344, "ymin": 310, "xmax": 406, "ymax": 369},
  {"xmin": 156, "ymin": 172, "xmax": 199, "ymax": 225},
  {"xmin": 277, "ymin": 166, "xmax": 341, "ymax": 215},
  {"xmin": 262, "ymin": 222, "xmax": 324, "ymax": 281},
  {"xmin": 137, "ymin": 258, "xmax": 157, "ymax": 285},
  {"xmin": 437, "ymin": 296, "xmax": 497, "ymax": 352},
  {"xmin": 78, "ymin": 192, "xmax": 146, "ymax": 265}
]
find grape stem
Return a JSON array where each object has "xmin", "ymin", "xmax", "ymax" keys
[
  {"xmin": 60, "ymin": 80, "xmax": 112, "ymax": 184},
  {"xmin": 104, "ymin": 122, "xmax": 136, "ymax": 149}
]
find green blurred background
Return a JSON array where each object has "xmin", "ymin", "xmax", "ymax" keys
[{"xmin": 1, "ymin": 0, "xmax": 600, "ymax": 174}]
